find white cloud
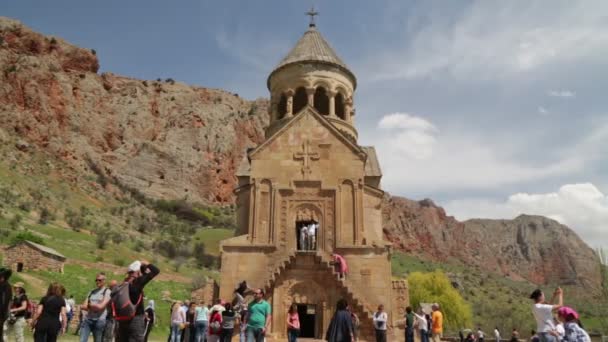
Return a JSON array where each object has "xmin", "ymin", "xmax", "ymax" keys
[
  {"xmin": 538, "ymin": 106, "xmax": 548, "ymax": 115},
  {"xmin": 444, "ymin": 183, "xmax": 608, "ymax": 249},
  {"xmin": 548, "ymin": 90, "xmax": 576, "ymax": 98},
  {"xmin": 377, "ymin": 113, "xmax": 438, "ymax": 160},
  {"xmin": 368, "ymin": 2, "xmax": 608, "ymax": 80}
]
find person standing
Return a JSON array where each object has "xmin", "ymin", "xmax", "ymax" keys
[
  {"xmin": 143, "ymin": 300, "xmax": 155, "ymax": 342},
  {"xmin": 431, "ymin": 303, "xmax": 443, "ymax": 342},
  {"xmin": 529, "ymin": 288, "xmax": 563, "ymax": 342},
  {"xmin": 0, "ymin": 268, "xmax": 12, "ymax": 341},
  {"xmin": 325, "ymin": 299, "xmax": 354, "ymax": 342},
  {"xmin": 185, "ymin": 302, "xmax": 198, "ymax": 342},
  {"xmin": 80, "ymin": 273, "xmax": 111, "ymax": 342},
  {"xmin": 299, "ymin": 225, "xmax": 308, "ymax": 251},
  {"xmin": 207, "ymin": 307, "xmax": 222, "ymax": 342},
  {"xmin": 4, "ymin": 282, "xmax": 27, "ymax": 342},
  {"xmin": 348, "ymin": 305, "xmax": 360, "ymax": 342},
  {"xmin": 103, "ymin": 280, "xmax": 118, "ymax": 342},
  {"xmin": 404, "ymin": 306, "xmax": 415, "ymax": 342},
  {"xmin": 556, "ymin": 307, "xmax": 591, "ymax": 342},
  {"xmin": 116, "ymin": 260, "xmax": 160, "ymax": 342},
  {"xmin": 246, "ymin": 289, "xmax": 271, "ymax": 342},
  {"xmin": 238, "ymin": 308, "xmax": 248, "ymax": 342},
  {"xmin": 308, "ymin": 223, "xmax": 317, "ymax": 250},
  {"xmin": 220, "ymin": 303, "xmax": 236, "ymax": 342},
  {"xmin": 194, "ymin": 300, "xmax": 209, "ymax": 342},
  {"xmin": 373, "ymin": 304, "xmax": 388, "ymax": 342},
  {"xmin": 494, "ymin": 327, "xmax": 501, "ymax": 342},
  {"xmin": 171, "ymin": 301, "xmax": 186, "ymax": 342},
  {"xmin": 478, "ymin": 327, "xmax": 485, "ymax": 342},
  {"xmin": 31, "ymin": 282, "xmax": 67, "ymax": 342},
  {"xmin": 414, "ymin": 309, "xmax": 429, "ymax": 342},
  {"xmin": 286, "ymin": 304, "xmax": 300, "ymax": 342}
]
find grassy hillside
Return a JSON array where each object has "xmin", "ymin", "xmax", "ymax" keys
[{"xmin": 392, "ymin": 252, "xmax": 608, "ymax": 336}]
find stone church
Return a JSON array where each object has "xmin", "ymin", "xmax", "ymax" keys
[{"xmin": 219, "ymin": 20, "xmax": 408, "ymax": 341}]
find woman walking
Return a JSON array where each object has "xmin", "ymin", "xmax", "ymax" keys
[
  {"xmin": 171, "ymin": 301, "xmax": 186, "ymax": 342},
  {"xmin": 286, "ymin": 304, "xmax": 300, "ymax": 342},
  {"xmin": 31, "ymin": 282, "xmax": 67, "ymax": 342}
]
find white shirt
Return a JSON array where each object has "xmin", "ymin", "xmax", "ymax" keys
[
  {"xmin": 554, "ymin": 323, "xmax": 565, "ymax": 339},
  {"xmin": 478, "ymin": 330, "xmax": 485, "ymax": 338},
  {"xmin": 532, "ymin": 303, "xmax": 555, "ymax": 333},
  {"xmin": 308, "ymin": 224, "xmax": 316, "ymax": 235},
  {"xmin": 414, "ymin": 314, "xmax": 427, "ymax": 332},
  {"xmin": 373, "ymin": 311, "xmax": 388, "ymax": 331},
  {"xmin": 494, "ymin": 329, "xmax": 501, "ymax": 341}
]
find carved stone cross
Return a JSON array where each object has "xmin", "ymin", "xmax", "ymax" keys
[{"xmin": 294, "ymin": 139, "xmax": 319, "ymax": 178}]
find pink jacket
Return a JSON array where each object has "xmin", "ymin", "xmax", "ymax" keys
[{"xmin": 333, "ymin": 254, "xmax": 348, "ymax": 273}]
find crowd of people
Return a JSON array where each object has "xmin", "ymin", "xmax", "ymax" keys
[{"xmin": 0, "ymin": 260, "xmax": 159, "ymax": 342}]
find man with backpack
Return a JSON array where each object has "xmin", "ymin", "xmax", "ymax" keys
[
  {"xmin": 80, "ymin": 272, "xmax": 112, "ymax": 342},
  {"xmin": 115, "ymin": 260, "xmax": 160, "ymax": 342}
]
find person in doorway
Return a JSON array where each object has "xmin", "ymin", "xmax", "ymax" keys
[
  {"xmin": 431, "ymin": 303, "xmax": 443, "ymax": 342},
  {"xmin": 286, "ymin": 304, "xmax": 300, "ymax": 342},
  {"xmin": 80, "ymin": 272, "xmax": 111, "ymax": 342},
  {"xmin": 143, "ymin": 300, "xmax": 155, "ymax": 342},
  {"xmin": 494, "ymin": 327, "xmax": 501, "ymax": 342},
  {"xmin": 4, "ymin": 282, "xmax": 27, "ymax": 342},
  {"xmin": 246, "ymin": 289, "xmax": 271, "ymax": 342},
  {"xmin": 308, "ymin": 223, "xmax": 317, "ymax": 250},
  {"xmin": 373, "ymin": 304, "xmax": 388, "ymax": 342},
  {"xmin": 0, "ymin": 268, "xmax": 12, "ymax": 341},
  {"xmin": 414, "ymin": 309, "xmax": 429, "ymax": 342},
  {"xmin": 299, "ymin": 225, "xmax": 308, "ymax": 251},
  {"xmin": 31, "ymin": 282, "xmax": 67, "ymax": 342},
  {"xmin": 529, "ymin": 288, "xmax": 563, "ymax": 342},
  {"xmin": 330, "ymin": 253, "xmax": 348, "ymax": 280},
  {"xmin": 325, "ymin": 299, "xmax": 354, "ymax": 342},
  {"xmin": 404, "ymin": 306, "xmax": 415, "ymax": 342},
  {"xmin": 116, "ymin": 260, "xmax": 160, "ymax": 342}
]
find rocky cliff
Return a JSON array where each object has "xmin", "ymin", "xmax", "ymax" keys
[
  {"xmin": 382, "ymin": 196, "xmax": 602, "ymax": 291},
  {"xmin": 0, "ymin": 17, "xmax": 601, "ymax": 291},
  {"xmin": 0, "ymin": 17, "xmax": 268, "ymax": 204}
]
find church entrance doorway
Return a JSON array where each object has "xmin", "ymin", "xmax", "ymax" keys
[
  {"xmin": 297, "ymin": 304, "xmax": 317, "ymax": 338},
  {"xmin": 296, "ymin": 220, "xmax": 318, "ymax": 251}
]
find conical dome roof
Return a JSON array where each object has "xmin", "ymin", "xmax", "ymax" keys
[{"xmin": 268, "ymin": 25, "xmax": 356, "ymax": 88}]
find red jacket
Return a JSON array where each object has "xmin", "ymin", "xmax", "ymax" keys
[{"xmin": 209, "ymin": 311, "xmax": 222, "ymax": 335}]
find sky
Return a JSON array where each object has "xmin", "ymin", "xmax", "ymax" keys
[{"xmin": 1, "ymin": 1, "xmax": 607, "ymax": 250}]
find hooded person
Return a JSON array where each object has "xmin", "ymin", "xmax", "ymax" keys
[{"xmin": 0, "ymin": 268, "xmax": 12, "ymax": 340}]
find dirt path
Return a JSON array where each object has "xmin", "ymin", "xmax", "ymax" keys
[{"xmin": 66, "ymin": 259, "xmax": 192, "ymax": 283}]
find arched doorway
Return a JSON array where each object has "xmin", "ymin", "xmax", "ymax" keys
[
  {"xmin": 286, "ymin": 281, "xmax": 328, "ymax": 339},
  {"xmin": 294, "ymin": 204, "xmax": 321, "ymax": 251}
]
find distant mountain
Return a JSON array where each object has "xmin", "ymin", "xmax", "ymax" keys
[{"xmin": 0, "ymin": 16, "xmax": 601, "ymax": 293}]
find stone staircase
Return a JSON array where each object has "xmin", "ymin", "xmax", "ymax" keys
[{"xmin": 262, "ymin": 251, "xmax": 297, "ymax": 294}]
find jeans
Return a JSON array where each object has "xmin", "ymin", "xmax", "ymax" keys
[
  {"xmin": 288, "ymin": 329, "xmax": 299, "ymax": 342},
  {"xmin": 3, "ymin": 316, "xmax": 26, "ymax": 342},
  {"xmin": 171, "ymin": 323, "xmax": 182, "ymax": 342},
  {"xmin": 195, "ymin": 321, "xmax": 208, "ymax": 342},
  {"xmin": 421, "ymin": 330, "xmax": 429, "ymax": 342},
  {"xmin": 117, "ymin": 314, "xmax": 146, "ymax": 342},
  {"xmin": 80, "ymin": 318, "xmax": 107, "ymax": 342},
  {"xmin": 239, "ymin": 326, "xmax": 246, "ymax": 342},
  {"xmin": 246, "ymin": 326, "xmax": 265, "ymax": 342},
  {"xmin": 375, "ymin": 329, "xmax": 387, "ymax": 342},
  {"xmin": 539, "ymin": 333, "xmax": 556, "ymax": 342},
  {"xmin": 405, "ymin": 327, "xmax": 414, "ymax": 342},
  {"xmin": 103, "ymin": 319, "xmax": 116, "ymax": 342},
  {"xmin": 220, "ymin": 328, "xmax": 233, "ymax": 342}
]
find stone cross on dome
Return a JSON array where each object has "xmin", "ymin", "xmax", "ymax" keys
[{"xmin": 306, "ymin": 6, "xmax": 319, "ymax": 27}]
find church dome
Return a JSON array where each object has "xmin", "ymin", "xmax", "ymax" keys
[{"xmin": 267, "ymin": 25, "xmax": 356, "ymax": 89}]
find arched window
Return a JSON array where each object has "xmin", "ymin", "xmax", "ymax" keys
[
  {"xmin": 293, "ymin": 87, "xmax": 307, "ymax": 115},
  {"xmin": 314, "ymin": 87, "xmax": 329, "ymax": 115},
  {"xmin": 335, "ymin": 92, "xmax": 345, "ymax": 119},
  {"xmin": 278, "ymin": 94, "xmax": 287, "ymax": 119}
]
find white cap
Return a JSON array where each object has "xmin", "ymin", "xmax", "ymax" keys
[{"xmin": 128, "ymin": 260, "xmax": 142, "ymax": 273}]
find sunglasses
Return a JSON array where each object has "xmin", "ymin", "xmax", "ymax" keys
[{"xmin": 95, "ymin": 279, "xmax": 105, "ymax": 282}]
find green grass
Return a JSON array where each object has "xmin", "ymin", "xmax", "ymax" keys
[{"xmin": 192, "ymin": 228, "xmax": 233, "ymax": 256}]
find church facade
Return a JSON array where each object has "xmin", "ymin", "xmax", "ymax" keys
[{"xmin": 219, "ymin": 22, "xmax": 408, "ymax": 341}]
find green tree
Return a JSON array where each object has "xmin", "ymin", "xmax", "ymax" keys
[{"xmin": 408, "ymin": 270, "xmax": 473, "ymax": 331}]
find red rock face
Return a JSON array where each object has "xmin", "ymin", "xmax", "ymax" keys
[{"xmin": 382, "ymin": 195, "xmax": 602, "ymax": 292}]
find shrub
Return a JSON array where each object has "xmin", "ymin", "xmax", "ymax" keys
[
  {"xmin": 50, "ymin": 37, "xmax": 57, "ymax": 45},
  {"xmin": 95, "ymin": 255, "xmax": 104, "ymax": 262},
  {"xmin": 11, "ymin": 231, "xmax": 44, "ymax": 245},
  {"xmin": 95, "ymin": 226, "xmax": 111, "ymax": 249},
  {"xmin": 191, "ymin": 274, "xmax": 208, "ymax": 291},
  {"xmin": 91, "ymin": 49, "xmax": 96, "ymax": 55},
  {"xmin": 18, "ymin": 201, "xmax": 32, "ymax": 212},
  {"xmin": 9, "ymin": 214, "xmax": 22, "ymax": 230},
  {"xmin": 38, "ymin": 207, "xmax": 54, "ymax": 224},
  {"xmin": 113, "ymin": 258, "xmax": 126, "ymax": 267}
]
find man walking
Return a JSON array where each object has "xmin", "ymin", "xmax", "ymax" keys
[
  {"xmin": 116, "ymin": 260, "xmax": 160, "ymax": 342},
  {"xmin": 431, "ymin": 303, "xmax": 443, "ymax": 342},
  {"xmin": 81, "ymin": 272, "xmax": 111, "ymax": 342},
  {"xmin": 373, "ymin": 304, "xmax": 388, "ymax": 342},
  {"xmin": 246, "ymin": 289, "xmax": 271, "ymax": 342}
]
